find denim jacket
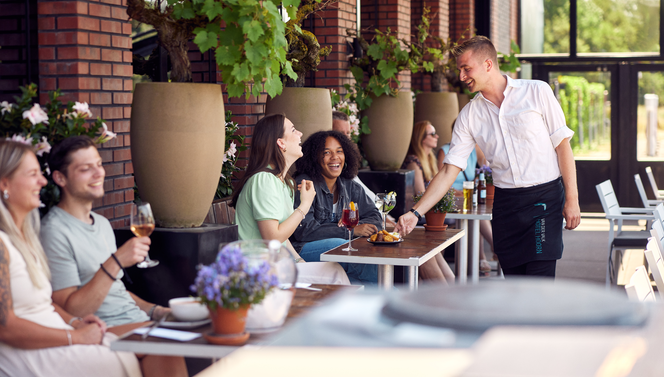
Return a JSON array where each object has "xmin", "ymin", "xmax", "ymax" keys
[{"xmin": 290, "ymin": 174, "xmax": 383, "ymax": 252}]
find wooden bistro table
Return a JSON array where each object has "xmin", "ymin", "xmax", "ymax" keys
[
  {"xmin": 320, "ymin": 228, "xmax": 464, "ymax": 290},
  {"xmin": 110, "ymin": 284, "xmax": 357, "ymax": 360},
  {"xmin": 445, "ymin": 199, "xmax": 493, "ymax": 285}
]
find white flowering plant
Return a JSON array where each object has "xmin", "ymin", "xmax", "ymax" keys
[
  {"xmin": 216, "ymin": 110, "xmax": 246, "ymax": 199},
  {"xmin": 330, "ymin": 89, "xmax": 361, "ymax": 143},
  {"xmin": 0, "ymin": 84, "xmax": 116, "ymax": 214}
]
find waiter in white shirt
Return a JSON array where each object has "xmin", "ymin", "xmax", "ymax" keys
[{"xmin": 396, "ymin": 36, "xmax": 581, "ymax": 277}]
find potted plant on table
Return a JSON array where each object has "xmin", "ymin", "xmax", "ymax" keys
[
  {"xmin": 344, "ymin": 27, "xmax": 423, "ymax": 171},
  {"xmin": 414, "ymin": 188, "xmax": 456, "ymax": 229},
  {"xmin": 264, "ymin": 0, "xmax": 336, "ymax": 142},
  {"xmin": 191, "ymin": 242, "xmax": 279, "ymax": 342},
  {"xmin": 126, "ymin": 0, "xmax": 300, "ymax": 227}
]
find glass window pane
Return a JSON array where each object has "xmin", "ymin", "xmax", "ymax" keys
[
  {"xmin": 637, "ymin": 71, "xmax": 664, "ymax": 161},
  {"xmin": 521, "ymin": 0, "xmax": 570, "ymax": 54},
  {"xmin": 577, "ymin": 0, "xmax": 660, "ymax": 54},
  {"xmin": 549, "ymin": 72, "xmax": 612, "ymax": 160}
]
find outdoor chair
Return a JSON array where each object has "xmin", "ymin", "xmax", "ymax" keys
[
  {"xmin": 644, "ymin": 237, "xmax": 664, "ymax": 299},
  {"xmin": 596, "ymin": 180, "xmax": 653, "ymax": 287},
  {"xmin": 653, "ymin": 202, "xmax": 664, "ymax": 227},
  {"xmin": 634, "ymin": 174, "xmax": 661, "ymax": 208},
  {"xmin": 645, "ymin": 167, "xmax": 664, "ymax": 200},
  {"xmin": 625, "ymin": 265, "xmax": 656, "ymax": 302}
]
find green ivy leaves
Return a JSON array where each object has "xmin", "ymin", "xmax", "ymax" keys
[{"xmin": 174, "ymin": 0, "xmax": 301, "ymax": 98}]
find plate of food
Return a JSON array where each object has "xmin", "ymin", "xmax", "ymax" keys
[{"xmin": 367, "ymin": 230, "xmax": 403, "ymax": 244}]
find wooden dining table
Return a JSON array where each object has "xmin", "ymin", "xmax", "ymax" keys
[
  {"xmin": 320, "ymin": 228, "xmax": 465, "ymax": 290},
  {"xmin": 110, "ymin": 284, "xmax": 359, "ymax": 359}
]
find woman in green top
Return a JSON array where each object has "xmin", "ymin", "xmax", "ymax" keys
[{"xmin": 230, "ymin": 114, "xmax": 349, "ymax": 284}]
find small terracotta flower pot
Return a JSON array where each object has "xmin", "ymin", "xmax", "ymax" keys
[
  {"xmin": 486, "ymin": 184, "xmax": 495, "ymax": 201},
  {"xmin": 208, "ymin": 304, "xmax": 250, "ymax": 335},
  {"xmin": 425, "ymin": 211, "xmax": 447, "ymax": 227}
]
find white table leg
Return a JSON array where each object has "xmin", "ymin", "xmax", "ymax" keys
[
  {"xmin": 405, "ymin": 266, "xmax": 418, "ymax": 290},
  {"xmin": 456, "ymin": 219, "xmax": 468, "ymax": 285},
  {"xmin": 471, "ymin": 219, "xmax": 480, "ymax": 284},
  {"xmin": 377, "ymin": 265, "xmax": 394, "ymax": 290}
]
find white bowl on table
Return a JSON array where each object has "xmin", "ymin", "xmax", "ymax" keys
[{"xmin": 168, "ymin": 297, "xmax": 209, "ymax": 322}]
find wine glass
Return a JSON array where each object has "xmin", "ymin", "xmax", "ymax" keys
[
  {"xmin": 130, "ymin": 202, "xmax": 159, "ymax": 268},
  {"xmin": 341, "ymin": 201, "xmax": 359, "ymax": 251},
  {"xmin": 376, "ymin": 192, "xmax": 396, "ymax": 230}
]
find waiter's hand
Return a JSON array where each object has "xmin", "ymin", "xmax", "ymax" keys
[
  {"xmin": 395, "ymin": 212, "xmax": 418, "ymax": 235},
  {"xmin": 562, "ymin": 200, "xmax": 581, "ymax": 230}
]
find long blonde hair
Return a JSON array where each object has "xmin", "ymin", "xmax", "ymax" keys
[
  {"xmin": 0, "ymin": 141, "xmax": 50, "ymax": 288},
  {"xmin": 409, "ymin": 120, "xmax": 439, "ymax": 182}
]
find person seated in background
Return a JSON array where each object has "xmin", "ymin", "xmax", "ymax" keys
[
  {"xmin": 231, "ymin": 114, "xmax": 349, "ymax": 285},
  {"xmin": 332, "ymin": 111, "xmax": 396, "ymax": 227},
  {"xmin": 0, "ymin": 140, "xmax": 142, "ymax": 377},
  {"xmin": 439, "ymin": 123, "xmax": 495, "ymax": 273},
  {"xmin": 402, "ymin": 120, "xmax": 439, "ymax": 195},
  {"xmin": 290, "ymin": 130, "xmax": 381, "ymax": 284},
  {"xmin": 39, "ymin": 136, "xmax": 187, "ymax": 375}
]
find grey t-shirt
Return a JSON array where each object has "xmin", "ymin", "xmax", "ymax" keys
[{"xmin": 40, "ymin": 206, "xmax": 149, "ymax": 327}]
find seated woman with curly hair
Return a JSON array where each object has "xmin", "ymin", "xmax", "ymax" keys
[{"xmin": 290, "ymin": 130, "xmax": 382, "ymax": 284}]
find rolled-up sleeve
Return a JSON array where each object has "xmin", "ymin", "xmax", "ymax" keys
[
  {"xmin": 539, "ymin": 81, "xmax": 574, "ymax": 148},
  {"xmin": 443, "ymin": 115, "xmax": 476, "ymax": 171}
]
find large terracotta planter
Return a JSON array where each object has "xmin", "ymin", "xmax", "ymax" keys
[
  {"xmin": 131, "ymin": 83, "xmax": 225, "ymax": 228},
  {"xmin": 361, "ymin": 90, "xmax": 413, "ymax": 171},
  {"xmin": 458, "ymin": 93, "xmax": 471, "ymax": 112},
  {"xmin": 414, "ymin": 92, "xmax": 459, "ymax": 148},
  {"xmin": 209, "ymin": 304, "xmax": 250, "ymax": 335},
  {"xmin": 265, "ymin": 87, "xmax": 332, "ymax": 143}
]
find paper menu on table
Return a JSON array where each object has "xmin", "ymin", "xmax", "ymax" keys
[{"xmin": 133, "ymin": 327, "xmax": 202, "ymax": 342}]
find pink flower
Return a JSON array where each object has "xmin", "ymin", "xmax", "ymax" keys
[
  {"xmin": 7, "ymin": 134, "xmax": 33, "ymax": 146},
  {"xmin": 96, "ymin": 122, "xmax": 117, "ymax": 144},
  {"xmin": 223, "ymin": 141, "xmax": 237, "ymax": 163},
  {"xmin": 35, "ymin": 137, "xmax": 52, "ymax": 157},
  {"xmin": 22, "ymin": 104, "xmax": 49, "ymax": 125},
  {"xmin": 1, "ymin": 101, "xmax": 14, "ymax": 115},
  {"xmin": 73, "ymin": 102, "xmax": 92, "ymax": 118}
]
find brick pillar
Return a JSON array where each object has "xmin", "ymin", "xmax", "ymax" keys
[
  {"xmin": 411, "ymin": 0, "xmax": 451, "ymax": 92},
  {"xmin": 450, "ymin": 0, "xmax": 474, "ymax": 42},
  {"xmin": 37, "ymin": 0, "xmax": 134, "ymax": 228},
  {"xmin": 306, "ymin": 0, "xmax": 357, "ymax": 95},
  {"xmin": 361, "ymin": 0, "xmax": 411, "ymax": 90}
]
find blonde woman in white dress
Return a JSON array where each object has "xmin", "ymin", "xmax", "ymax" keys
[{"xmin": 0, "ymin": 140, "xmax": 141, "ymax": 377}]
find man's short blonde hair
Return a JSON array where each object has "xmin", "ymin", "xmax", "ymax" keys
[{"xmin": 452, "ymin": 36, "xmax": 498, "ymax": 67}]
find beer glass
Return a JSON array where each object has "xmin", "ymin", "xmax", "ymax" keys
[{"xmin": 462, "ymin": 181, "xmax": 474, "ymax": 213}]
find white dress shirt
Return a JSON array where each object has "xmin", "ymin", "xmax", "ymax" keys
[{"xmin": 443, "ymin": 75, "xmax": 574, "ymax": 189}]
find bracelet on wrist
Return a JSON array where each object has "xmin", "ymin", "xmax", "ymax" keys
[
  {"xmin": 68, "ymin": 316, "xmax": 83, "ymax": 326},
  {"xmin": 147, "ymin": 304, "xmax": 158, "ymax": 320},
  {"xmin": 409, "ymin": 208, "xmax": 423, "ymax": 220},
  {"xmin": 65, "ymin": 329, "xmax": 72, "ymax": 346},
  {"xmin": 99, "ymin": 263, "xmax": 118, "ymax": 281},
  {"xmin": 110, "ymin": 253, "xmax": 133, "ymax": 285},
  {"xmin": 295, "ymin": 208, "xmax": 306, "ymax": 220}
]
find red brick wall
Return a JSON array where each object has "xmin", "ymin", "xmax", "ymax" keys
[
  {"xmin": 37, "ymin": 0, "xmax": 134, "ymax": 227},
  {"xmin": 411, "ymin": 0, "xmax": 451, "ymax": 92},
  {"xmin": 450, "ymin": 0, "xmax": 474, "ymax": 42}
]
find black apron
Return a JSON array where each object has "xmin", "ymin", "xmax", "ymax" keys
[{"xmin": 492, "ymin": 177, "xmax": 565, "ymax": 269}]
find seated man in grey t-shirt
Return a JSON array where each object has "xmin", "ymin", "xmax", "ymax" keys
[{"xmin": 40, "ymin": 136, "xmax": 170, "ymax": 329}]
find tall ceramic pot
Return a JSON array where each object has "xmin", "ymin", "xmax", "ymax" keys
[
  {"xmin": 414, "ymin": 92, "xmax": 459, "ymax": 148},
  {"xmin": 265, "ymin": 88, "xmax": 332, "ymax": 143},
  {"xmin": 458, "ymin": 93, "xmax": 471, "ymax": 112},
  {"xmin": 361, "ymin": 90, "xmax": 413, "ymax": 171},
  {"xmin": 131, "ymin": 83, "xmax": 225, "ymax": 228}
]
